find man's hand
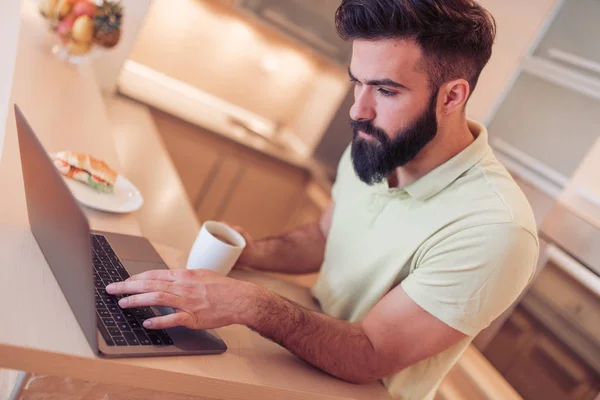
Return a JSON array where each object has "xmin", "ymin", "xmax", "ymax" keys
[
  {"xmin": 105, "ymin": 269, "xmax": 258, "ymax": 330},
  {"xmin": 225, "ymin": 224, "xmax": 255, "ymax": 269}
]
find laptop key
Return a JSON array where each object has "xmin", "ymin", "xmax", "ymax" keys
[
  {"xmin": 157, "ymin": 330, "xmax": 174, "ymax": 345},
  {"xmin": 114, "ymin": 314, "xmax": 125, "ymax": 323},
  {"xmin": 98, "ymin": 309, "xmax": 110, "ymax": 318},
  {"xmin": 103, "ymin": 297, "xmax": 116, "ymax": 305},
  {"xmin": 108, "ymin": 305, "xmax": 120, "ymax": 314},
  {"xmin": 98, "ymin": 271, "xmax": 110, "ymax": 279},
  {"xmin": 108, "ymin": 327, "xmax": 121, "ymax": 336},
  {"xmin": 102, "ymin": 317, "xmax": 116, "ymax": 327},
  {"xmin": 132, "ymin": 308, "xmax": 145, "ymax": 317},
  {"xmin": 95, "ymin": 300, "xmax": 104, "ymax": 308},
  {"xmin": 107, "ymin": 269, "xmax": 120, "ymax": 278},
  {"xmin": 114, "ymin": 337, "xmax": 127, "ymax": 346},
  {"xmin": 143, "ymin": 308, "xmax": 156, "ymax": 317},
  {"xmin": 95, "ymin": 264, "xmax": 106, "ymax": 272},
  {"xmin": 147, "ymin": 334, "xmax": 163, "ymax": 346},
  {"xmin": 129, "ymin": 320, "xmax": 142, "ymax": 330},
  {"xmin": 118, "ymin": 322, "xmax": 131, "ymax": 331},
  {"xmin": 133, "ymin": 330, "xmax": 152, "ymax": 346},
  {"xmin": 112, "ymin": 257, "xmax": 126, "ymax": 271},
  {"xmin": 123, "ymin": 332, "xmax": 140, "ymax": 346},
  {"xmin": 94, "ymin": 280, "xmax": 104, "ymax": 289},
  {"xmin": 123, "ymin": 310, "xmax": 136, "ymax": 321},
  {"xmin": 97, "ymin": 319, "xmax": 114, "ymax": 346}
]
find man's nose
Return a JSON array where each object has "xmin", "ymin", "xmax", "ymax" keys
[{"xmin": 350, "ymin": 86, "xmax": 375, "ymax": 121}]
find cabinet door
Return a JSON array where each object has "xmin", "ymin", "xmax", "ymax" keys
[
  {"xmin": 151, "ymin": 108, "xmax": 223, "ymax": 205},
  {"xmin": 484, "ymin": 308, "xmax": 537, "ymax": 374},
  {"xmin": 195, "ymin": 155, "xmax": 244, "ymax": 223},
  {"xmin": 219, "ymin": 157, "xmax": 307, "ymax": 238},
  {"xmin": 506, "ymin": 328, "xmax": 600, "ymax": 400}
]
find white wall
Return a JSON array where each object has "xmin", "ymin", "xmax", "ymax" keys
[
  {"xmin": 468, "ymin": 0, "xmax": 561, "ymax": 123},
  {"xmin": 91, "ymin": 0, "xmax": 152, "ymax": 94},
  {"xmin": 0, "ymin": 0, "xmax": 22, "ymax": 162}
]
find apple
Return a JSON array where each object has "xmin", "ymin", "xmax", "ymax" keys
[
  {"xmin": 72, "ymin": 15, "xmax": 94, "ymax": 44},
  {"xmin": 55, "ymin": 0, "xmax": 74, "ymax": 19},
  {"xmin": 57, "ymin": 13, "xmax": 75, "ymax": 38},
  {"xmin": 73, "ymin": 1, "xmax": 96, "ymax": 18}
]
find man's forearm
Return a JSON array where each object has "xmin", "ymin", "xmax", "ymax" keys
[
  {"xmin": 242, "ymin": 224, "xmax": 326, "ymax": 274},
  {"xmin": 241, "ymin": 285, "xmax": 388, "ymax": 384}
]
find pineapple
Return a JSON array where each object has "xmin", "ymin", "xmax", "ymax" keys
[{"xmin": 94, "ymin": 1, "xmax": 123, "ymax": 48}]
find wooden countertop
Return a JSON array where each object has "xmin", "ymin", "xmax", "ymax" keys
[{"xmin": 0, "ymin": 3, "xmax": 389, "ymax": 399}]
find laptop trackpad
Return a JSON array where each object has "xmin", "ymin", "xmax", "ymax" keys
[
  {"xmin": 102, "ymin": 232, "xmax": 165, "ymax": 264},
  {"xmin": 123, "ymin": 260, "xmax": 169, "ymax": 277}
]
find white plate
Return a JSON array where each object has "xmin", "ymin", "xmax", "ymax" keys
[{"xmin": 63, "ymin": 174, "xmax": 144, "ymax": 213}]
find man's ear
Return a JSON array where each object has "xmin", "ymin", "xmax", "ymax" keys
[{"xmin": 440, "ymin": 79, "xmax": 470, "ymax": 114}]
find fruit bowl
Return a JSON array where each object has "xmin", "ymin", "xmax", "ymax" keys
[{"xmin": 39, "ymin": 0, "xmax": 123, "ymax": 64}]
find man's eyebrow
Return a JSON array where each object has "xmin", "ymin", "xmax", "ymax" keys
[{"xmin": 348, "ymin": 68, "xmax": 410, "ymax": 91}]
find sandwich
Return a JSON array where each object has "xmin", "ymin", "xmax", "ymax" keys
[{"xmin": 52, "ymin": 151, "xmax": 117, "ymax": 193}]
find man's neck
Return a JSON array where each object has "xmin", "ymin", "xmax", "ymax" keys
[{"xmin": 387, "ymin": 118, "xmax": 475, "ymax": 189}]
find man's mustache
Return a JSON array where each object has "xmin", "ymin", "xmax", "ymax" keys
[{"xmin": 350, "ymin": 119, "xmax": 388, "ymax": 143}]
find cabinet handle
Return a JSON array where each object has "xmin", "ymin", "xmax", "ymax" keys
[{"xmin": 546, "ymin": 244, "xmax": 600, "ymax": 297}]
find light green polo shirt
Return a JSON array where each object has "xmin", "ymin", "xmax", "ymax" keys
[{"xmin": 312, "ymin": 120, "xmax": 538, "ymax": 400}]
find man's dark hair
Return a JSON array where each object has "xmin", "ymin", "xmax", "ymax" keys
[{"xmin": 335, "ymin": 0, "xmax": 496, "ymax": 97}]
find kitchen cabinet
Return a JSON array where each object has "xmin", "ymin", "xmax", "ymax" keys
[
  {"xmin": 217, "ymin": 155, "xmax": 308, "ymax": 238},
  {"xmin": 485, "ymin": 306, "xmax": 600, "ymax": 400},
  {"xmin": 533, "ymin": 0, "xmax": 600, "ymax": 75},
  {"xmin": 152, "ymin": 108, "xmax": 223, "ymax": 205},
  {"xmin": 150, "ymin": 108, "xmax": 324, "ymax": 238},
  {"xmin": 486, "ymin": 0, "xmax": 600, "ymax": 198},
  {"xmin": 484, "ymin": 227, "xmax": 600, "ymax": 400}
]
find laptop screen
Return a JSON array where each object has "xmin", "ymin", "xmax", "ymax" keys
[{"xmin": 14, "ymin": 105, "xmax": 98, "ymax": 354}]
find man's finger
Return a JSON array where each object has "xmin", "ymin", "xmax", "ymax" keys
[
  {"xmin": 126, "ymin": 269, "xmax": 176, "ymax": 282},
  {"xmin": 118, "ymin": 292, "xmax": 185, "ymax": 310},
  {"xmin": 143, "ymin": 312, "xmax": 194, "ymax": 330},
  {"xmin": 106, "ymin": 279, "xmax": 175, "ymax": 295}
]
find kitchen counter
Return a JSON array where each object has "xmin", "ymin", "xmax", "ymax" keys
[
  {"xmin": 0, "ymin": 3, "xmax": 389, "ymax": 399},
  {"xmin": 118, "ymin": 61, "xmax": 312, "ymax": 169},
  {"xmin": 117, "ymin": 60, "xmax": 336, "ymax": 195}
]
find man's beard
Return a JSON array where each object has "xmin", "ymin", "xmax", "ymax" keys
[{"xmin": 350, "ymin": 92, "xmax": 439, "ymax": 185}]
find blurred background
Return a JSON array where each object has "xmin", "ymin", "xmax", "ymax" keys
[{"xmin": 1, "ymin": 0, "xmax": 600, "ymax": 399}]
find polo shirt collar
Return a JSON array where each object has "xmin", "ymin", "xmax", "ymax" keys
[{"xmin": 402, "ymin": 119, "xmax": 490, "ymax": 201}]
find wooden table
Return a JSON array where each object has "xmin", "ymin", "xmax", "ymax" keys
[{"xmin": 0, "ymin": 3, "xmax": 391, "ymax": 400}]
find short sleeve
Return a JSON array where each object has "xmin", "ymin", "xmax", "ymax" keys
[{"xmin": 401, "ymin": 223, "xmax": 539, "ymax": 336}]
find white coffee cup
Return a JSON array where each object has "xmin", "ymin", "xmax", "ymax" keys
[{"xmin": 186, "ymin": 221, "xmax": 247, "ymax": 275}]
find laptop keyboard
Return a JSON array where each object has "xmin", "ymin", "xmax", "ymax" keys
[{"xmin": 92, "ymin": 234, "xmax": 174, "ymax": 347}]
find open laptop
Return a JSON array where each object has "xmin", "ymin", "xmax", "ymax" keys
[{"xmin": 14, "ymin": 104, "xmax": 227, "ymax": 358}]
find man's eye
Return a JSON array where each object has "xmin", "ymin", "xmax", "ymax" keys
[{"xmin": 378, "ymin": 88, "xmax": 397, "ymax": 97}]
